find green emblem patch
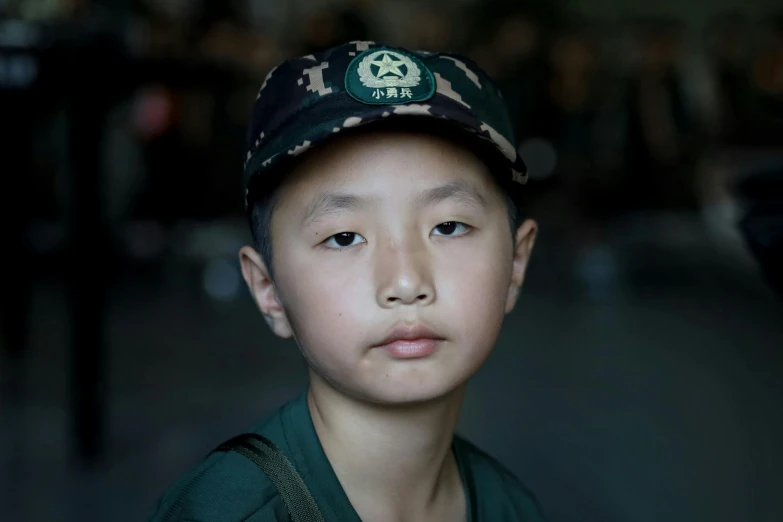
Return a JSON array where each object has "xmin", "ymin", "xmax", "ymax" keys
[{"xmin": 345, "ymin": 47, "xmax": 435, "ymax": 105}]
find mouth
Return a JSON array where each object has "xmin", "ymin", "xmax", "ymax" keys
[{"xmin": 373, "ymin": 324, "xmax": 445, "ymax": 359}]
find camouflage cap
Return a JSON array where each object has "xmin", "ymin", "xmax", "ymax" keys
[{"xmin": 244, "ymin": 41, "xmax": 527, "ymax": 205}]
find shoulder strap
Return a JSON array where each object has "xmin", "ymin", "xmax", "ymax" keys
[{"xmin": 213, "ymin": 433, "xmax": 325, "ymax": 522}]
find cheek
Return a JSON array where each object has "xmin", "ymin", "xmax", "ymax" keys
[
  {"xmin": 276, "ymin": 255, "xmax": 372, "ymax": 367},
  {"xmin": 438, "ymin": 240, "xmax": 511, "ymax": 342}
]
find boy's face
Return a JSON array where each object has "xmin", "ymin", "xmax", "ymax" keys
[{"xmin": 240, "ymin": 130, "xmax": 536, "ymax": 405}]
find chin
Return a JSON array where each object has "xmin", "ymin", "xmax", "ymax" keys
[
  {"xmin": 308, "ymin": 341, "xmax": 493, "ymax": 406},
  {"xmin": 344, "ymin": 362, "xmax": 475, "ymax": 406},
  {"xmin": 363, "ymin": 382, "xmax": 461, "ymax": 405}
]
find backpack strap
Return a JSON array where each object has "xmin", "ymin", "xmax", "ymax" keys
[{"xmin": 213, "ymin": 433, "xmax": 325, "ymax": 522}]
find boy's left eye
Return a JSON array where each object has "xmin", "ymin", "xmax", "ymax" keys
[{"xmin": 432, "ymin": 221, "xmax": 471, "ymax": 237}]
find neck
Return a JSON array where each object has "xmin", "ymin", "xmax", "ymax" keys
[{"xmin": 307, "ymin": 373, "xmax": 466, "ymax": 521}]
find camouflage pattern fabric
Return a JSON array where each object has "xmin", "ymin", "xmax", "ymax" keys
[{"xmin": 245, "ymin": 41, "xmax": 527, "ymax": 205}]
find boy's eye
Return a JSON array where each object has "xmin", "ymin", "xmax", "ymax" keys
[
  {"xmin": 324, "ymin": 232, "xmax": 366, "ymax": 249},
  {"xmin": 432, "ymin": 221, "xmax": 471, "ymax": 237}
]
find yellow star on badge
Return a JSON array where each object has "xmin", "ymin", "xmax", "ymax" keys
[{"xmin": 371, "ymin": 53, "xmax": 405, "ymax": 78}]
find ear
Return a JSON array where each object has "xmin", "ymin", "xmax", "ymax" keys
[
  {"xmin": 239, "ymin": 246, "xmax": 293, "ymax": 339},
  {"xmin": 505, "ymin": 219, "xmax": 538, "ymax": 314}
]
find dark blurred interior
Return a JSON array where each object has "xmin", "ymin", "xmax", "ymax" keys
[{"xmin": 1, "ymin": 1, "xmax": 782, "ymax": 521}]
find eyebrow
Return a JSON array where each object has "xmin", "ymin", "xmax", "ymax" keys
[
  {"xmin": 301, "ymin": 191, "xmax": 380, "ymax": 227},
  {"xmin": 416, "ymin": 181, "xmax": 486, "ymax": 209},
  {"xmin": 300, "ymin": 180, "xmax": 487, "ymax": 227}
]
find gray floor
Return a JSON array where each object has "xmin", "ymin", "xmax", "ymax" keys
[{"xmin": 2, "ymin": 211, "xmax": 782, "ymax": 522}]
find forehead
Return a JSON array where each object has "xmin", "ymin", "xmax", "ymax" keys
[{"xmin": 276, "ymin": 129, "xmax": 497, "ymax": 202}]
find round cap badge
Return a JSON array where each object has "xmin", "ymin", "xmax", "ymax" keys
[{"xmin": 345, "ymin": 47, "xmax": 435, "ymax": 105}]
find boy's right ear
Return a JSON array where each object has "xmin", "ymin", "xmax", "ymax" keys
[{"xmin": 239, "ymin": 246, "xmax": 293, "ymax": 339}]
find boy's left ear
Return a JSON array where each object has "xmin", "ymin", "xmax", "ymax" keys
[{"xmin": 505, "ymin": 219, "xmax": 537, "ymax": 313}]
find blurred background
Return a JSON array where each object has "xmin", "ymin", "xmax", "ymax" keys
[{"xmin": 1, "ymin": 0, "xmax": 782, "ymax": 521}]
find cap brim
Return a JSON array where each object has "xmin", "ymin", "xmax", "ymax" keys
[{"xmin": 245, "ymin": 92, "xmax": 527, "ymax": 205}]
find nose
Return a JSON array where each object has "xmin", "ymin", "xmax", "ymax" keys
[{"xmin": 375, "ymin": 236, "xmax": 436, "ymax": 308}]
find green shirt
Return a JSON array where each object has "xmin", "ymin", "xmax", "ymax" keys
[{"xmin": 149, "ymin": 390, "xmax": 546, "ymax": 521}]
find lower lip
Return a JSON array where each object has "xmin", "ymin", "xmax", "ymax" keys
[{"xmin": 377, "ymin": 339, "xmax": 442, "ymax": 359}]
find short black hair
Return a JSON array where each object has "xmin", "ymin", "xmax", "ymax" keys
[{"xmin": 247, "ymin": 122, "xmax": 526, "ymax": 279}]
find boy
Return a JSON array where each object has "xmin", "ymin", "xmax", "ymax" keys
[{"xmin": 149, "ymin": 41, "xmax": 544, "ymax": 521}]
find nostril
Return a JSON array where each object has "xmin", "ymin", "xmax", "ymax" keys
[{"xmin": 417, "ymin": 294, "xmax": 428, "ymax": 300}]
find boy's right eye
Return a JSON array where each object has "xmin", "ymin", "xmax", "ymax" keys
[{"xmin": 323, "ymin": 232, "xmax": 366, "ymax": 249}]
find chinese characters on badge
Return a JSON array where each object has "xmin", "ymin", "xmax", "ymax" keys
[{"xmin": 371, "ymin": 87, "xmax": 414, "ymax": 100}]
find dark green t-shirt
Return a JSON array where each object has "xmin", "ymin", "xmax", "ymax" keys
[{"xmin": 148, "ymin": 390, "xmax": 546, "ymax": 521}]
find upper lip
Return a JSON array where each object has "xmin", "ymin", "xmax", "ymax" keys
[{"xmin": 373, "ymin": 324, "xmax": 445, "ymax": 347}]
